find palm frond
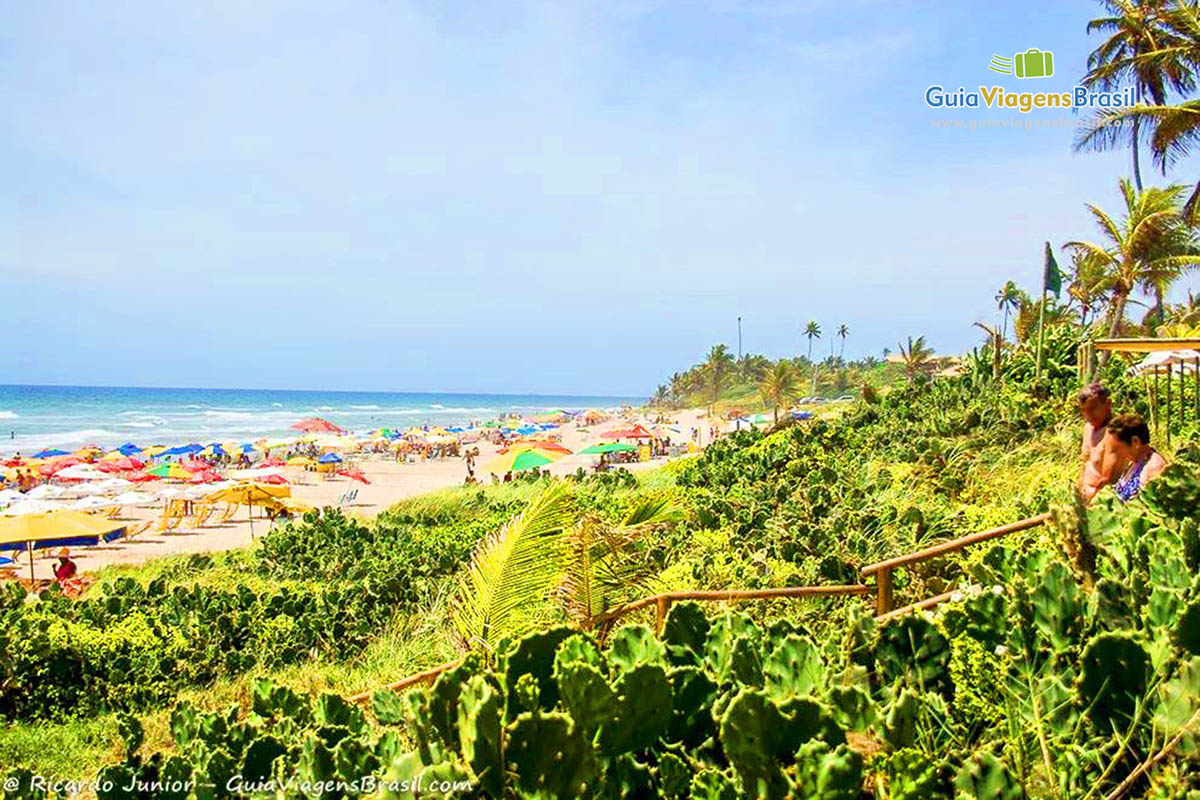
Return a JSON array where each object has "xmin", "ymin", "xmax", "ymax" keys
[
  {"xmin": 451, "ymin": 482, "xmax": 577, "ymax": 651},
  {"xmin": 617, "ymin": 491, "xmax": 684, "ymax": 528}
]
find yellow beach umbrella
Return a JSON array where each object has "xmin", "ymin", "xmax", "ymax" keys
[
  {"xmin": 286, "ymin": 456, "xmax": 315, "ymax": 467},
  {"xmin": 0, "ymin": 510, "xmax": 126, "ymax": 582},
  {"xmin": 142, "ymin": 445, "xmax": 168, "ymax": 457},
  {"xmin": 205, "ymin": 482, "xmax": 290, "ymax": 538}
]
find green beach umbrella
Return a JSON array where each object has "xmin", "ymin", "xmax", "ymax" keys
[{"xmin": 580, "ymin": 442, "xmax": 637, "ymax": 454}]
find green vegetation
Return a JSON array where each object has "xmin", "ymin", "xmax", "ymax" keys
[{"xmin": 6, "ymin": 1, "xmax": 1200, "ymax": 795}]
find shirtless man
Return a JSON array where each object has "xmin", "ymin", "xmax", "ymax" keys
[{"xmin": 1078, "ymin": 383, "xmax": 1115, "ymax": 502}]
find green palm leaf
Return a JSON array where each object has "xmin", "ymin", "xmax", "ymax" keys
[{"xmin": 451, "ymin": 482, "xmax": 578, "ymax": 651}]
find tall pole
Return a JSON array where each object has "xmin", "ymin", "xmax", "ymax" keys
[
  {"xmin": 1034, "ymin": 287, "xmax": 1048, "ymax": 383},
  {"xmin": 737, "ymin": 317, "xmax": 742, "ymax": 364}
]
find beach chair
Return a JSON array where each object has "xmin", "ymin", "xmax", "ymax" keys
[
  {"xmin": 159, "ymin": 500, "xmax": 185, "ymax": 532},
  {"xmin": 123, "ymin": 520, "xmax": 153, "ymax": 542},
  {"xmin": 184, "ymin": 503, "xmax": 214, "ymax": 529},
  {"xmin": 218, "ymin": 503, "xmax": 239, "ymax": 524}
]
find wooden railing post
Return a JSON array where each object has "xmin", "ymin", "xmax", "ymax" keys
[
  {"xmin": 655, "ymin": 596, "xmax": 671, "ymax": 634},
  {"xmin": 875, "ymin": 568, "xmax": 893, "ymax": 615}
]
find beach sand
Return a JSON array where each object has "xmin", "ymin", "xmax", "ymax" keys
[{"xmin": 15, "ymin": 409, "xmax": 717, "ymax": 581}]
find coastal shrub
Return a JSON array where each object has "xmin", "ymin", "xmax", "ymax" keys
[
  {"xmin": 64, "ymin": 478, "xmax": 1200, "ymax": 798},
  {"xmin": 0, "ymin": 576, "xmax": 403, "ymax": 722}
]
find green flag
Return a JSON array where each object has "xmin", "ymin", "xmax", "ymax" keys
[{"xmin": 1044, "ymin": 241, "xmax": 1062, "ymax": 298}]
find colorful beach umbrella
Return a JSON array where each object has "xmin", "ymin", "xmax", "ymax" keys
[
  {"xmin": 145, "ymin": 463, "xmax": 192, "ymax": 480},
  {"xmin": 483, "ymin": 445, "xmax": 564, "ymax": 474},
  {"xmin": 117, "ymin": 443, "xmax": 143, "ymax": 455},
  {"xmin": 580, "ymin": 442, "xmax": 637, "ymax": 454},
  {"xmin": 290, "ymin": 417, "xmax": 346, "ymax": 434},
  {"xmin": 33, "ymin": 449, "xmax": 70, "ymax": 459},
  {"xmin": 317, "ymin": 453, "xmax": 343, "ymax": 464}
]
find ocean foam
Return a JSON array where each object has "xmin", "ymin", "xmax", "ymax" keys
[
  {"xmin": 0, "ymin": 411, "xmax": 17, "ymax": 419},
  {"xmin": 349, "ymin": 405, "xmax": 382, "ymax": 410}
]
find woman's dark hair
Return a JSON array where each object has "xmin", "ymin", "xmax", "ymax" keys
[
  {"xmin": 1108, "ymin": 413, "xmax": 1150, "ymax": 446},
  {"xmin": 1078, "ymin": 382, "xmax": 1110, "ymax": 404}
]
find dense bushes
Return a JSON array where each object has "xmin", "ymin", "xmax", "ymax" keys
[
  {"xmin": 0, "ymin": 573, "xmax": 405, "ymax": 722},
  {"xmin": 61, "ymin": 470, "xmax": 1200, "ymax": 797}
]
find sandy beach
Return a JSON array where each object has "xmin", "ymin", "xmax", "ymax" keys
[{"xmin": 10, "ymin": 408, "xmax": 717, "ymax": 581}]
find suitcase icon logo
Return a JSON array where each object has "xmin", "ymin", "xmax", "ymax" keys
[{"xmin": 988, "ymin": 49, "xmax": 1054, "ymax": 79}]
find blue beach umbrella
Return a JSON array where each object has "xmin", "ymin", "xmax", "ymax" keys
[
  {"xmin": 118, "ymin": 443, "xmax": 143, "ymax": 455},
  {"xmin": 318, "ymin": 453, "xmax": 342, "ymax": 464},
  {"xmin": 33, "ymin": 449, "xmax": 70, "ymax": 458}
]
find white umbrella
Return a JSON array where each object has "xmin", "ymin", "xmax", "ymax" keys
[
  {"xmin": 55, "ymin": 464, "xmax": 106, "ymax": 480},
  {"xmin": 73, "ymin": 496, "xmax": 118, "ymax": 511},
  {"xmin": 94, "ymin": 478, "xmax": 132, "ymax": 492},
  {"xmin": 1129, "ymin": 349, "xmax": 1200, "ymax": 375},
  {"xmin": 184, "ymin": 485, "xmax": 217, "ymax": 500},
  {"xmin": 226, "ymin": 467, "xmax": 286, "ymax": 480},
  {"xmin": 26, "ymin": 484, "xmax": 67, "ymax": 500},
  {"xmin": 0, "ymin": 489, "xmax": 22, "ymax": 506},
  {"xmin": 157, "ymin": 487, "xmax": 185, "ymax": 500},
  {"xmin": 1, "ymin": 499, "xmax": 65, "ymax": 516},
  {"xmin": 64, "ymin": 483, "xmax": 106, "ymax": 497},
  {"xmin": 113, "ymin": 491, "xmax": 156, "ymax": 506}
]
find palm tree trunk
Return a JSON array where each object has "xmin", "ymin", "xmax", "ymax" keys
[
  {"xmin": 1132, "ymin": 115, "xmax": 1143, "ymax": 192},
  {"xmin": 1132, "ymin": 85, "xmax": 1144, "ymax": 192},
  {"xmin": 1099, "ymin": 290, "xmax": 1130, "ymax": 367}
]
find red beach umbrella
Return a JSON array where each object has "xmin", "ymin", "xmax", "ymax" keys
[
  {"xmin": 258, "ymin": 473, "xmax": 290, "ymax": 485},
  {"xmin": 188, "ymin": 470, "xmax": 223, "ymax": 484},
  {"xmin": 290, "ymin": 417, "xmax": 346, "ymax": 434},
  {"xmin": 336, "ymin": 469, "xmax": 371, "ymax": 484},
  {"xmin": 126, "ymin": 471, "xmax": 161, "ymax": 483},
  {"xmin": 263, "ymin": 457, "xmax": 287, "ymax": 467}
]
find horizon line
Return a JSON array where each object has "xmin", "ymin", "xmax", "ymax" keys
[{"xmin": 0, "ymin": 381, "xmax": 646, "ymax": 401}]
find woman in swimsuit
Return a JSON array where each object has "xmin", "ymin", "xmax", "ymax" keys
[{"xmin": 1105, "ymin": 414, "xmax": 1167, "ymax": 502}]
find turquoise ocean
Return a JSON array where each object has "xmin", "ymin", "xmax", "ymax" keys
[{"xmin": 0, "ymin": 385, "xmax": 644, "ymax": 456}]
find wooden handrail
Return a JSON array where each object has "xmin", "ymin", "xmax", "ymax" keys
[
  {"xmin": 348, "ymin": 584, "xmax": 868, "ymax": 705},
  {"xmin": 873, "ymin": 590, "xmax": 957, "ymax": 624},
  {"xmin": 1092, "ymin": 337, "xmax": 1200, "ymax": 353},
  {"xmin": 861, "ymin": 514, "xmax": 1049, "ymax": 576},
  {"xmin": 588, "ymin": 584, "xmax": 870, "ymax": 630},
  {"xmin": 351, "ymin": 513, "xmax": 1052, "ymax": 705},
  {"xmin": 348, "ymin": 659, "xmax": 460, "ymax": 704},
  {"xmin": 861, "ymin": 513, "xmax": 1049, "ymax": 614}
]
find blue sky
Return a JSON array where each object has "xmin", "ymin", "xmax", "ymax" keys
[{"xmin": 4, "ymin": 1, "xmax": 1193, "ymax": 396}]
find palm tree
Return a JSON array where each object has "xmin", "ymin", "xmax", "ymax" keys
[
  {"xmin": 897, "ymin": 336, "xmax": 933, "ymax": 382},
  {"xmin": 1066, "ymin": 248, "xmax": 1112, "ymax": 326},
  {"xmin": 704, "ymin": 344, "xmax": 735, "ymax": 412},
  {"xmin": 758, "ymin": 361, "xmax": 800, "ymax": 423},
  {"xmin": 995, "ymin": 281, "xmax": 1021, "ymax": 342},
  {"xmin": 803, "ymin": 321, "xmax": 822, "ymax": 395},
  {"xmin": 1079, "ymin": 0, "xmax": 1194, "ymax": 190},
  {"xmin": 1063, "ymin": 178, "xmax": 1200, "ymax": 356},
  {"xmin": 973, "ymin": 322, "xmax": 1003, "ymax": 381},
  {"xmin": 836, "ymin": 324, "xmax": 849, "ymax": 360}
]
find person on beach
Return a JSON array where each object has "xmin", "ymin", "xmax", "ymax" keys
[
  {"xmin": 1105, "ymin": 414, "xmax": 1167, "ymax": 502},
  {"xmin": 53, "ymin": 548, "xmax": 77, "ymax": 583},
  {"xmin": 1078, "ymin": 383, "xmax": 1116, "ymax": 502}
]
